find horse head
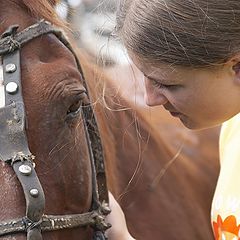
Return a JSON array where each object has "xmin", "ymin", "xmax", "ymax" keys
[{"xmin": 0, "ymin": 1, "xmax": 110, "ymax": 239}]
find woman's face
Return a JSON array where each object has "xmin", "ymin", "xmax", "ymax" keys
[{"xmin": 130, "ymin": 54, "xmax": 240, "ymax": 129}]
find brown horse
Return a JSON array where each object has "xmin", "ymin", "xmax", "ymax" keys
[{"xmin": 0, "ymin": 1, "xmax": 220, "ymax": 240}]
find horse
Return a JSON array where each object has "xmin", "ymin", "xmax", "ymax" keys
[{"xmin": 0, "ymin": 1, "xmax": 220, "ymax": 239}]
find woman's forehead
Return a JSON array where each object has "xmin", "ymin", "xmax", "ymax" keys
[{"xmin": 131, "ymin": 56, "xmax": 185, "ymax": 84}]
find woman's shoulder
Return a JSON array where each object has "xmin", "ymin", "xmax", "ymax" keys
[
  {"xmin": 212, "ymin": 113, "xmax": 240, "ymax": 236},
  {"xmin": 220, "ymin": 113, "xmax": 240, "ymax": 163}
]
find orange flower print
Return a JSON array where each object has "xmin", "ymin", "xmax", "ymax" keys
[{"xmin": 213, "ymin": 215, "xmax": 240, "ymax": 240}]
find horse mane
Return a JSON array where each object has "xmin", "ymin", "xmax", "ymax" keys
[{"xmin": 21, "ymin": 0, "xmax": 66, "ymax": 28}]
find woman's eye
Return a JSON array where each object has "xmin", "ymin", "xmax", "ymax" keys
[{"xmin": 151, "ymin": 79, "xmax": 178, "ymax": 90}]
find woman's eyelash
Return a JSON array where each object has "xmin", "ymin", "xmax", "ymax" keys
[{"xmin": 150, "ymin": 79, "xmax": 176, "ymax": 89}]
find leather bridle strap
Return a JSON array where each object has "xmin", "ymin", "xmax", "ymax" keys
[
  {"xmin": 1, "ymin": 49, "xmax": 45, "ymax": 240},
  {"xmin": 0, "ymin": 20, "xmax": 110, "ymax": 240},
  {"xmin": 0, "ymin": 210, "xmax": 108, "ymax": 236}
]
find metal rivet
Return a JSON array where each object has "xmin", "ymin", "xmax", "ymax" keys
[
  {"xmin": 30, "ymin": 189, "xmax": 39, "ymax": 198},
  {"xmin": 6, "ymin": 82, "xmax": 18, "ymax": 94},
  {"xmin": 5, "ymin": 63, "xmax": 17, "ymax": 73},
  {"xmin": 19, "ymin": 165, "xmax": 32, "ymax": 176}
]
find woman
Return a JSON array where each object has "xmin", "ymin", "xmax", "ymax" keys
[{"xmin": 107, "ymin": 1, "xmax": 240, "ymax": 239}]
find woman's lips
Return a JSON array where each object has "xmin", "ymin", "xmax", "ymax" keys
[{"xmin": 163, "ymin": 106, "xmax": 183, "ymax": 118}]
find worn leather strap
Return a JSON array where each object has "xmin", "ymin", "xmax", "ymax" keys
[
  {"xmin": 1, "ymin": 49, "xmax": 45, "ymax": 240},
  {"xmin": 12, "ymin": 160, "xmax": 45, "ymax": 222},
  {"xmin": 12, "ymin": 160, "xmax": 45, "ymax": 240},
  {"xmin": 0, "ymin": 51, "xmax": 31, "ymax": 162},
  {"xmin": 0, "ymin": 20, "xmax": 56, "ymax": 55},
  {"xmin": 0, "ymin": 210, "xmax": 110, "ymax": 236},
  {"xmin": 0, "ymin": 103, "xmax": 32, "ymax": 162}
]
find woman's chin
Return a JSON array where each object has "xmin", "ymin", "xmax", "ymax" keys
[
  {"xmin": 180, "ymin": 117, "xmax": 220, "ymax": 130},
  {"xmin": 179, "ymin": 116, "xmax": 203, "ymax": 130}
]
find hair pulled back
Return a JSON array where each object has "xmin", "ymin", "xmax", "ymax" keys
[{"xmin": 116, "ymin": 0, "xmax": 240, "ymax": 67}]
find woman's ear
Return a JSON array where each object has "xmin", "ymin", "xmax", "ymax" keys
[
  {"xmin": 232, "ymin": 61, "xmax": 240, "ymax": 84},
  {"xmin": 228, "ymin": 54, "xmax": 240, "ymax": 85}
]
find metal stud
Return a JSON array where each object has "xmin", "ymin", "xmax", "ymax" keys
[
  {"xmin": 19, "ymin": 165, "xmax": 32, "ymax": 176},
  {"xmin": 5, "ymin": 63, "xmax": 17, "ymax": 73},
  {"xmin": 30, "ymin": 189, "xmax": 39, "ymax": 198},
  {"xmin": 6, "ymin": 82, "xmax": 18, "ymax": 94}
]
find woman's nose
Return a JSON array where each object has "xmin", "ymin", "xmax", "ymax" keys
[{"xmin": 144, "ymin": 79, "xmax": 168, "ymax": 107}]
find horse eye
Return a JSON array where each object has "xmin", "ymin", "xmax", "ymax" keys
[{"xmin": 67, "ymin": 100, "xmax": 82, "ymax": 116}]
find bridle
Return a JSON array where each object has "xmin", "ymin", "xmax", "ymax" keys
[{"xmin": 0, "ymin": 20, "xmax": 110, "ymax": 240}]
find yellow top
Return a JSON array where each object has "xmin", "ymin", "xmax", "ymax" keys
[{"xmin": 211, "ymin": 113, "xmax": 240, "ymax": 239}]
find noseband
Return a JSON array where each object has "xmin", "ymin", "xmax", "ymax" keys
[{"xmin": 0, "ymin": 20, "xmax": 110, "ymax": 240}]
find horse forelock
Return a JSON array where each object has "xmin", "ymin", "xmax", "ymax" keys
[
  {"xmin": 0, "ymin": 64, "xmax": 4, "ymax": 108},
  {"xmin": 21, "ymin": 0, "xmax": 66, "ymax": 28}
]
